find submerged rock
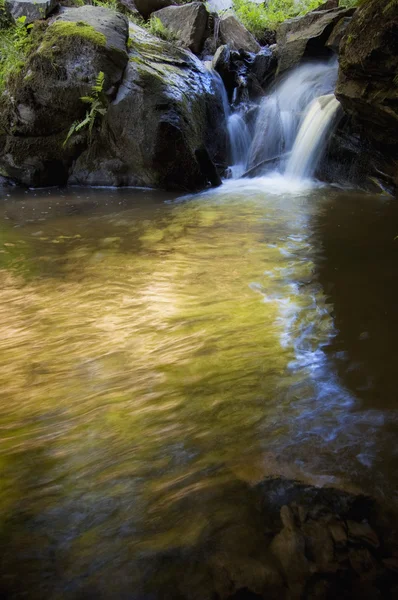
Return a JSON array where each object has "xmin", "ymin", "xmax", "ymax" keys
[
  {"xmin": 5, "ymin": 0, "xmax": 58, "ymax": 24},
  {"xmin": 69, "ymin": 22, "xmax": 227, "ymax": 190},
  {"xmin": 152, "ymin": 2, "xmax": 209, "ymax": 54}
]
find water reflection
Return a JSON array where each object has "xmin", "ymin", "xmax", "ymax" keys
[{"xmin": 0, "ymin": 183, "xmax": 397, "ymax": 598}]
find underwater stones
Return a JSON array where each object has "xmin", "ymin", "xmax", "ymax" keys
[
  {"xmin": 5, "ymin": 0, "xmax": 58, "ymax": 24},
  {"xmin": 152, "ymin": 2, "xmax": 208, "ymax": 54},
  {"xmin": 276, "ymin": 6, "xmax": 355, "ymax": 73},
  {"xmin": 219, "ymin": 14, "xmax": 260, "ymax": 54}
]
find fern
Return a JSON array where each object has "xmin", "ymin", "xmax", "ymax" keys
[{"xmin": 63, "ymin": 71, "xmax": 107, "ymax": 147}]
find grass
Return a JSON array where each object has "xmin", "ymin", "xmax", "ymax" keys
[
  {"xmin": 232, "ymin": 0, "xmax": 361, "ymax": 38},
  {"xmin": 0, "ymin": 16, "xmax": 35, "ymax": 94}
]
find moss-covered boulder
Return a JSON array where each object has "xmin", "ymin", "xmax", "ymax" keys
[
  {"xmin": 69, "ymin": 22, "xmax": 227, "ymax": 190},
  {"xmin": 336, "ymin": 0, "xmax": 398, "ymax": 148},
  {"xmin": 0, "ymin": 6, "xmax": 129, "ymax": 185}
]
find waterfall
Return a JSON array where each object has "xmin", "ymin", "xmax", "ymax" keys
[
  {"xmin": 246, "ymin": 59, "xmax": 340, "ymax": 181},
  {"xmin": 210, "ymin": 69, "xmax": 252, "ymax": 179},
  {"xmin": 227, "ymin": 113, "xmax": 252, "ymax": 179},
  {"xmin": 285, "ymin": 94, "xmax": 341, "ymax": 179}
]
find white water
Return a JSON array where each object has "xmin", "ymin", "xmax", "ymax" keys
[
  {"xmin": 227, "ymin": 113, "xmax": 252, "ymax": 178},
  {"xmin": 286, "ymin": 94, "xmax": 341, "ymax": 179},
  {"xmin": 247, "ymin": 60, "xmax": 339, "ymax": 180},
  {"xmin": 210, "ymin": 70, "xmax": 252, "ymax": 179}
]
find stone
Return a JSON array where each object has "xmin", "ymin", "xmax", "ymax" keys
[
  {"xmin": 0, "ymin": 6, "xmax": 129, "ymax": 186},
  {"xmin": 328, "ymin": 519, "xmax": 348, "ymax": 547},
  {"xmin": 276, "ymin": 6, "xmax": 355, "ymax": 73},
  {"xmin": 134, "ymin": 0, "xmax": 174, "ymax": 20},
  {"xmin": 326, "ymin": 16, "xmax": 352, "ymax": 53},
  {"xmin": 153, "ymin": 2, "xmax": 208, "ymax": 54},
  {"xmin": 336, "ymin": 0, "xmax": 398, "ymax": 148},
  {"xmin": 219, "ymin": 14, "xmax": 260, "ymax": 54},
  {"xmin": 5, "ymin": 0, "xmax": 58, "ymax": 24},
  {"xmin": 347, "ymin": 520, "xmax": 380, "ymax": 549},
  {"xmin": 69, "ymin": 22, "xmax": 227, "ymax": 190}
]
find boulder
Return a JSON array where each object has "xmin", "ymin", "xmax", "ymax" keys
[
  {"xmin": 326, "ymin": 16, "xmax": 352, "ymax": 53},
  {"xmin": 134, "ymin": 0, "xmax": 175, "ymax": 20},
  {"xmin": 0, "ymin": 6, "xmax": 129, "ymax": 186},
  {"xmin": 69, "ymin": 22, "xmax": 227, "ymax": 190},
  {"xmin": 5, "ymin": 0, "xmax": 58, "ymax": 24},
  {"xmin": 152, "ymin": 2, "xmax": 208, "ymax": 54},
  {"xmin": 219, "ymin": 14, "xmax": 260, "ymax": 54},
  {"xmin": 276, "ymin": 6, "xmax": 355, "ymax": 73},
  {"xmin": 336, "ymin": 0, "xmax": 398, "ymax": 148}
]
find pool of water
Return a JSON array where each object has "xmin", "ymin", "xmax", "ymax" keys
[{"xmin": 0, "ymin": 179, "xmax": 397, "ymax": 598}]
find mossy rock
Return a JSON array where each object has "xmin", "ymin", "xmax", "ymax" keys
[
  {"xmin": 70, "ymin": 22, "xmax": 227, "ymax": 191},
  {"xmin": 0, "ymin": 6, "xmax": 129, "ymax": 186}
]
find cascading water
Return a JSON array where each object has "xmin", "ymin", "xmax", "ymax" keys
[
  {"xmin": 227, "ymin": 113, "xmax": 252, "ymax": 179},
  {"xmin": 285, "ymin": 94, "xmax": 341, "ymax": 179},
  {"xmin": 211, "ymin": 70, "xmax": 252, "ymax": 179},
  {"xmin": 245, "ymin": 59, "xmax": 341, "ymax": 181}
]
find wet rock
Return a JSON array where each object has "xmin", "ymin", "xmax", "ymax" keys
[
  {"xmin": 348, "ymin": 546, "xmax": 378, "ymax": 577},
  {"xmin": 219, "ymin": 14, "xmax": 260, "ymax": 54},
  {"xmin": 326, "ymin": 16, "xmax": 352, "ymax": 53},
  {"xmin": 0, "ymin": 6, "xmax": 129, "ymax": 186},
  {"xmin": 134, "ymin": 0, "xmax": 174, "ymax": 20},
  {"xmin": 276, "ymin": 6, "xmax": 355, "ymax": 73},
  {"xmin": 5, "ymin": 0, "xmax": 58, "ymax": 24},
  {"xmin": 347, "ymin": 520, "xmax": 380, "ymax": 549},
  {"xmin": 336, "ymin": 0, "xmax": 398, "ymax": 156},
  {"xmin": 69, "ymin": 22, "xmax": 227, "ymax": 190},
  {"xmin": 153, "ymin": 2, "xmax": 208, "ymax": 54},
  {"xmin": 328, "ymin": 519, "xmax": 348, "ymax": 548},
  {"xmin": 301, "ymin": 520, "xmax": 336, "ymax": 572}
]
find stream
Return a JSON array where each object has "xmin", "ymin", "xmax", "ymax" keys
[{"xmin": 0, "ymin": 179, "xmax": 397, "ymax": 598}]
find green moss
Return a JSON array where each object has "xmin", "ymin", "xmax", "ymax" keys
[{"xmin": 39, "ymin": 21, "xmax": 107, "ymax": 57}]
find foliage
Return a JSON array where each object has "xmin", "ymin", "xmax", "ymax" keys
[
  {"xmin": 92, "ymin": 0, "xmax": 119, "ymax": 11},
  {"xmin": 0, "ymin": 16, "xmax": 34, "ymax": 94},
  {"xmin": 232, "ymin": 0, "xmax": 354, "ymax": 37},
  {"xmin": 146, "ymin": 16, "xmax": 179, "ymax": 42},
  {"xmin": 63, "ymin": 71, "xmax": 107, "ymax": 146}
]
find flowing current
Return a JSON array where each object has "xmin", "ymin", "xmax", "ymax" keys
[
  {"xmin": 1, "ymin": 60, "xmax": 397, "ymax": 600},
  {"xmin": 223, "ymin": 59, "xmax": 341, "ymax": 180}
]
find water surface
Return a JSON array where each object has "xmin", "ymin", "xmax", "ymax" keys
[{"xmin": 0, "ymin": 180, "xmax": 397, "ymax": 598}]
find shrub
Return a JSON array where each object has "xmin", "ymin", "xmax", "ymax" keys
[
  {"xmin": 0, "ymin": 16, "xmax": 34, "ymax": 94},
  {"xmin": 232, "ymin": 0, "xmax": 342, "ymax": 37}
]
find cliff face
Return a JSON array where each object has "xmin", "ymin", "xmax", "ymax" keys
[{"xmin": 335, "ymin": 0, "xmax": 398, "ymax": 190}]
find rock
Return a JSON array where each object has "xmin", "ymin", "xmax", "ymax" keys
[
  {"xmin": 301, "ymin": 520, "xmax": 336, "ymax": 571},
  {"xmin": 134, "ymin": 0, "xmax": 174, "ymax": 20},
  {"xmin": 69, "ymin": 22, "xmax": 227, "ymax": 190},
  {"xmin": 326, "ymin": 16, "xmax": 352, "ymax": 53},
  {"xmin": 5, "ymin": 0, "xmax": 58, "ymax": 24},
  {"xmin": 313, "ymin": 0, "xmax": 338, "ymax": 10},
  {"xmin": 348, "ymin": 547, "xmax": 378, "ymax": 577},
  {"xmin": 347, "ymin": 520, "xmax": 380, "ymax": 548},
  {"xmin": 280, "ymin": 505, "xmax": 296, "ymax": 530},
  {"xmin": 276, "ymin": 6, "xmax": 355, "ymax": 73},
  {"xmin": 219, "ymin": 14, "xmax": 260, "ymax": 54},
  {"xmin": 328, "ymin": 519, "xmax": 348, "ymax": 547},
  {"xmin": 116, "ymin": 0, "xmax": 140, "ymax": 18},
  {"xmin": 0, "ymin": 6, "xmax": 129, "ymax": 186},
  {"xmin": 153, "ymin": 2, "xmax": 208, "ymax": 54},
  {"xmin": 270, "ymin": 526, "xmax": 312, "ymax": 596},
  {"xmin": 336, "ymin": 0, "xmax": 398, "ymax": 149}
]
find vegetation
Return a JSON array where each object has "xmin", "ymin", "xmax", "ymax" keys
[
  {"xmin": 63, "ymin": 71, "xmax": 107, "ymax": 146},
  {"xmin": 0, "ymin": 15, "xmax": 34, "ymax": 94},
  {"xmin": 232, "ymin": 0, "xmax": 360, "ymax": 37},
  {"xmin": 145, "ymin": 16, "xmax": 179, "ymax": 43}
]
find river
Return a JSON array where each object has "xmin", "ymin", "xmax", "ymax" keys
[{"xmin": 0, "ymin": 179, "xmax": 397, "ymax": 598}]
